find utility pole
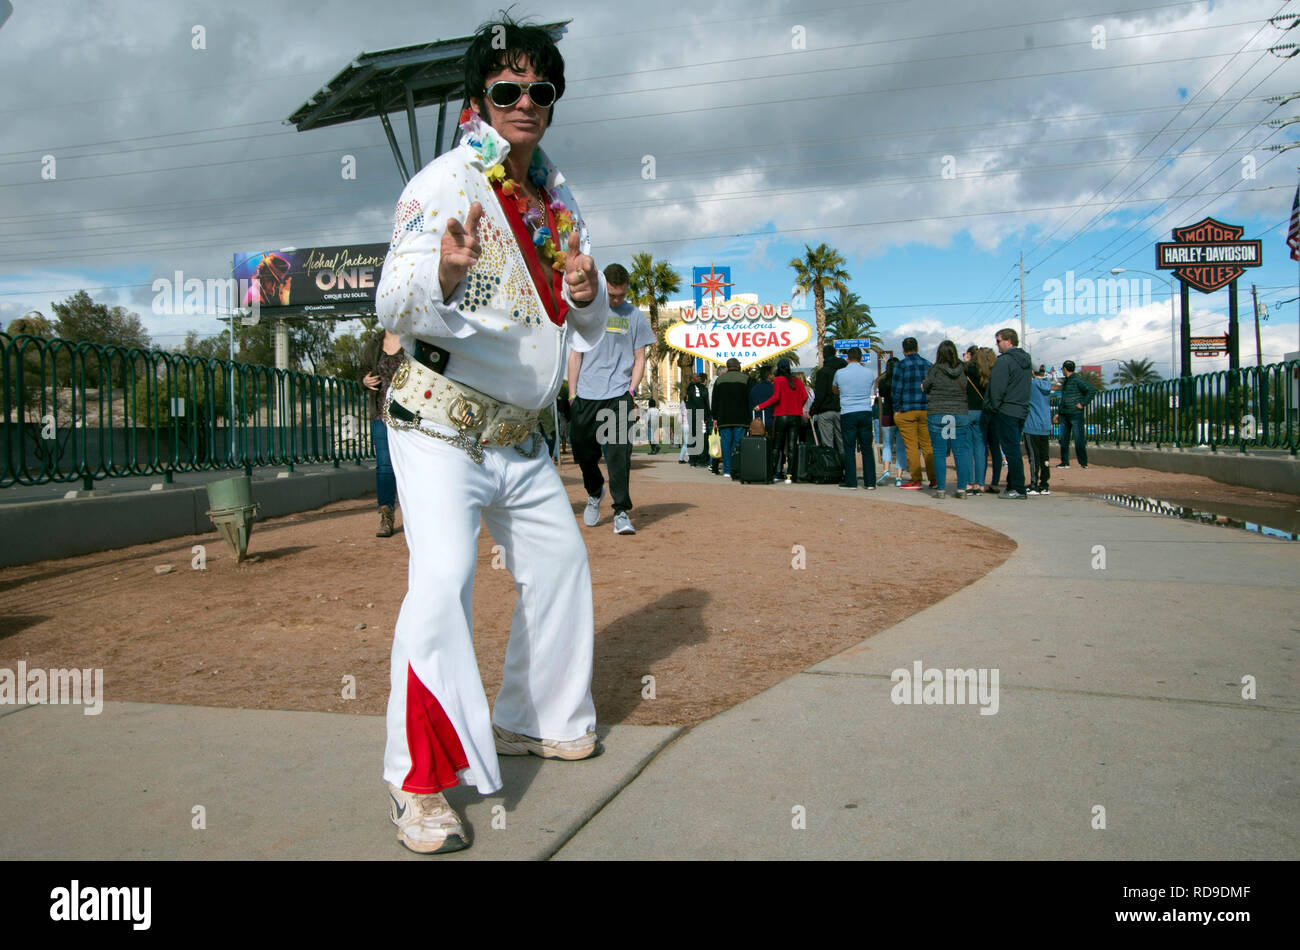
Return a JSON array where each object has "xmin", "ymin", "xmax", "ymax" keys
[
  {"xmin": 1019, "ymin": 251, "xmax": 1026, "ymax": 345},
  {"xmin": 1251, "ymin": 283, "xmax": 1263, "ymax": 367}
]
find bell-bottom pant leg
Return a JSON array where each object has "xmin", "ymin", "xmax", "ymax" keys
[
  {"xmin": 383, "ymin": 426, "xmax": 596, "ymax": 797},
  {"xmin": 480, "ymin": 450, "xmax": 597, "ymax": 747}
]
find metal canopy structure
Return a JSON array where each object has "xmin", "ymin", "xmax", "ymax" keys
[{"xmin": 285, "ymin": 22, "xmax": 570, "ymax": 183}]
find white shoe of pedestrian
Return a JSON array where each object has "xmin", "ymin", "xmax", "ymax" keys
[
  {"xmin": 388, "ymin": 785, "xmax": 468, "ymax": 854},
  {"xmin": 613, "ymin": 511, "xmax": 635, "ymax": 535},
  {"xmin": 583, "ymin": 485, "xmax": 604, "ymax": 527},
  {"xmin": 493, "ymin": 723, "xmax": 601, "ymax": 760}
]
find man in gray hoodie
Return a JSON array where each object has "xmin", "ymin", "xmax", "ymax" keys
[{"xmin": 985, "ymin": 327, "xmax": 1032, "ymax": 499}]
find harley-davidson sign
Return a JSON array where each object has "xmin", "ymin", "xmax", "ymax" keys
[{"xmin": 1155, "ymin": 218, "xmax": 1262, "ymax": 294}]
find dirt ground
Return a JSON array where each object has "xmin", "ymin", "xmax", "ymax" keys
[
  {"xmin": 1042, "ymin": 463, "xmax": 1300, "ymax": 509},
  {"xmin": 1, "ymin": 457, "xmax": 1017, "ymax": 727},
  {"xmin": 5, "ymin": 456, "xmax": 1290, "ymax": 727}
]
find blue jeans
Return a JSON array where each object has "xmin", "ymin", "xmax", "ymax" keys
[
  {"xmin": 926, "ymin": 411, "xmax": 972, "ymax": 492},
  {"xmin": 372, "ymin": 419, "xmax": 396, "ymax": 509},
  {"xmin": 719, "ymin": 426, "xmax": 745, "ymax": 476},
  {"xmin": 967, "ymin": 409, "xmax": 985, "ymax": 488},
  {"xmin": 980, "ymin": 409, "xmax": 1002, "ymax": 486},
  {"xmin": 996, "ymin": 412, "xmax": 1026, "ymax": 491},
  {"xmin": 840, "ymin": 411, "xmax": 875, "ymax": 487},
  {"xmin": 1059, "ymin": 411, "xmax": 1088, "ymax": 466},
  {"xmin": 892, "ymin": 425, "xmax": 908, "ymax": 473}
]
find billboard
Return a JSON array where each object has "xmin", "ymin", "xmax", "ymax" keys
[
  {"xmin": 232, "ymin": 243, "xmax": 388, "ymax": 313},
  {"xmin": 663, "ymin": 299, "xmax": 809, "ymax": 370}
]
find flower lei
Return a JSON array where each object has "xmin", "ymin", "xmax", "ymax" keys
[{"xmin": 459, "ymin": 108, "xmax": 576, "ymax": 273}]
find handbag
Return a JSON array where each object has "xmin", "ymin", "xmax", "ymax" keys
[
  {"xmin": 749, "ymin": 411, "xmax": 766, "ymax": 437},
  {"xmin": 708, "ymin": 424, "xmax": 722, "ymax": 459}
]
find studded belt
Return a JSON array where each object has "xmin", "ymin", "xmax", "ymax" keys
[{"xmin": 384, "ymin": 355, "xmax": 541, "ymax": 464}]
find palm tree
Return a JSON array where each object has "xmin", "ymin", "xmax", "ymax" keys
[
  {"xmin": 824, "ymin": 290, "xmax": 879, "ymax": 347},
  {"xmin": 628, "ymin": 252, "xmax": 681, "ymax": 401},
  {"xmin": 789, "ymin": 243, "xmax": 850, "ymax": 365},
  {"xmin": 1077, "ymin": 368, "xmax": 1105, "ymax": 392},
  {"xmin": 1112, "ymin": 358, "xmax": 1161, "ymax": 387}
]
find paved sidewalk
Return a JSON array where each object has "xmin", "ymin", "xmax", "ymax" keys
[
  {"xmin": 2, "ymin": 463, "xmax": 1296, "ymax": 860},
  {"xmin": 0, "ymin": 703, "xmax": 678, "ymax": 860},
  {"xmin": 556, "ymin": 474, "xmax": 1300, "ymax": 859}
]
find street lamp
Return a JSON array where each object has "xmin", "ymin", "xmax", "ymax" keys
[
  {"xmin": 1113, "ymin": 266, "xmax": 1179, "ymax": 441},
  {"xmin": 1111, "ymin": 267, "xmax": 1177, "ymax": 378},
  {"xmin": 1023, "ymin": 331, "xmax": 1066, "ymax": 369}
]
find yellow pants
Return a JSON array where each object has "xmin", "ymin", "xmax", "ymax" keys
[{"xmin": 894, "ymin": 410, "xmax": 935, "ymax": 483}]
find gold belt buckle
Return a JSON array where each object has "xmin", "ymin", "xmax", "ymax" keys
[
  {"xmin": 448, "ymin": 394, "xmax": 485, "ymax": 430},
  {"xmin": 492, "ymin": 421, "xmax": 532, "ymax": 446}
]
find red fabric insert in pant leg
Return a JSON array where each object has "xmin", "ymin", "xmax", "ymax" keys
[{"xmin": 403, "ymin": 664, "xmax": 470, "ymax": 793}]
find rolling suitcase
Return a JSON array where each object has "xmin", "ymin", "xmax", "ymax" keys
[
  {"xmin": 805, "ymin": 425, "xmax": 844, "ymax": 484},
  {"xmin": 737, "ymin": 435, "xmax": 770, "ymax": 484}
]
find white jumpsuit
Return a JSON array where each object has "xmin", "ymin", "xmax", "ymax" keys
[{"xmin": 376, "ymin": 117, "xmax": 607, "ymax": 795}]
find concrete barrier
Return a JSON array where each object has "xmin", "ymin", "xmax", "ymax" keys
[
  {"xmin": 0, "ymin": 467, "xmax": 376, "ymax": 568},
  {"xmin": 1050, "ymin": 443, "xmax": 1299, "ymax": 494}
]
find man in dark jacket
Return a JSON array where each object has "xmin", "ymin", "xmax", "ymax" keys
[
  {"xmin": 1055, "ymin": 359, "xmax": 1096, "ymax": 468},
  {"xmin": 985, "ymin": 327, "xmax": 1033, "ymax": 498},
  {"xmin": 685, "ymin": 372, "xmax": 711, "ymax": 468},
  {"xmin": 711, "ymin": 358, "xmax": 753, "ymax": 477},
  {"xmin": 811, "ymin": 343, "xmax": 847, "ymax": 455}
]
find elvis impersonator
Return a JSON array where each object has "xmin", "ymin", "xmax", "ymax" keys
[{"xmin": 375, "ymin": 17, "xmax": 609, "ymax": 854}]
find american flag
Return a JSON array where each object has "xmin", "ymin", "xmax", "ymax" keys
[{"xmin": 1289, "ymin": 178, "xmax": 1300, "ymax": 262}]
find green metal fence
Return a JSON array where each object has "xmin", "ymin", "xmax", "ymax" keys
[
  {"xmin": 2, "ymin": 333, "xmax": 373, "ymax": 490},
  {"xmin": 1078, "ymin": 360, "xmax": 1299, "ymax": 454}
]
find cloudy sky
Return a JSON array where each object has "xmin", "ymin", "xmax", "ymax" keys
[{"xmin": 1, "ymin": 0, "xmax": 1298, "ymax": 378}]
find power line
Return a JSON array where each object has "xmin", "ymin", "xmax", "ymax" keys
[
  {"xmin": 2, "ymin": 95, "xmax": 1276, "ymax": 231},
  {"xmin": 1025, "ymin": 6, "xmax": 1289, "ymax": 271},
  {"xmin": 7, "ymin": 140, "xmax": 1281, "ymax": 251},
  {"xmin": 557, "ymin": 48, "xmax": 1276, "ymax": 129},
  {"xmin": 1078, "ymin": 113, "xmax": 1292, "ymax": 271},
  {"xmin": 569, "ymin": 0, "xmax": 1209, "ymax": 79},
  {"xmin": 565, "ymin": 16, "xmax": 1266, "ymax": 106},
  {"xmin": 0, "ymin": 120, "xmax": 287, "ymax": 162},
  {"xmin": 0, "ymin": 0, "xmax": 1202, "ymax": 122}
]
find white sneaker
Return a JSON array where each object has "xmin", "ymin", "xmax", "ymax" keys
[
  {"xmin": 493, "ymin": 723, "xmax": 601, "ymax": 760},
  {"xmin": 583, "ymin": 485, "xmax": 604, "ymax": 527},
  {"xmin": 388, "ymin": 785, "xmax": 468, "ymax": 854},
  {"xmin": 613, "ymin": 511, "xmax": 635, "ymax": 535}
]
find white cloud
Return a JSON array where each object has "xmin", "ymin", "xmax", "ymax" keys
[{"xmin": 1, "ymin": 0, "xmax": 1295, "ymax": 357}]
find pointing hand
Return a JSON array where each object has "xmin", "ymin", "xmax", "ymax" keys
[
  {"xmin": 438, "ymin": 202, "xmax": 483, "ymax": 301},
  {"xmin": 564, "ymin": 229, "xmax": 599, "ymax": 305}
]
